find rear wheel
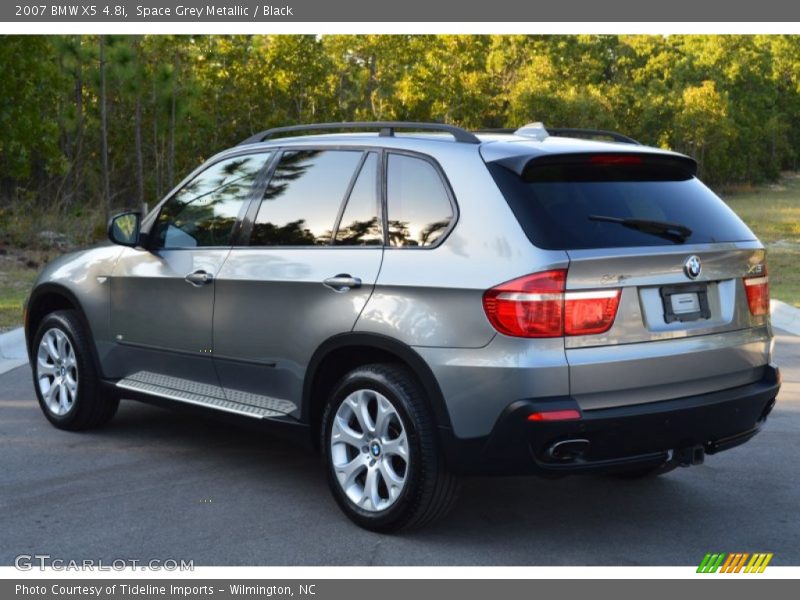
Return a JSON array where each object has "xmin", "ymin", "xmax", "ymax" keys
[
  {"xmin": 32, "ymin": 310, "xmax": 119, "ymax": 430},
  {"xmin": 321, "ymin": 364, "xmax": 459, "ymax": 532}
]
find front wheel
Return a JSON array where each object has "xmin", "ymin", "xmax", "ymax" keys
[
  {"xmin": 32, "ymin": 310, "xmax": 119, "ymax": 430},
  {"xmin": 321, "ymin": 364, "xmax": 459, "ymax": 532}
]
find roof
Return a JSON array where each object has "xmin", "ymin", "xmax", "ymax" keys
[{"xmin": 214, "ymin": 123, "xmax": 692, "ymax": 172}]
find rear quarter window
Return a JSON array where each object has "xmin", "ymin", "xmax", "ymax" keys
[
  {"xmin": 386, "ymin": 153, "xmax": 454, "ymax": 248},
  {"xmin": 487, "ymin": 160, "xmax": 756, "ymax": 250}
]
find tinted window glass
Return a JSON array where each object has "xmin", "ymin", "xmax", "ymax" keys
[
  {"xmin": 334, "ymin": 153, "xmax": 382, "ymax": 246},
  {"xmin": 487, "ymin": 162, "xmax": 756, "ymax": 250},
  {"xmin": 250, "ymin": 150, "xmax": 363, "ymax": 246},
  {"xmin": 153, "ymin": 153, "xmax": 269, "ymax": 248},
  {"xmin": 387, "ymin": 154, "xmax": 453, "ymax": 247}
]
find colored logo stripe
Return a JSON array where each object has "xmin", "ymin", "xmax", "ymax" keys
[
  {"xmin": 697, "ymin": 553, "xmax": 773, "ymax": 573},
  {"xmin": 745, "ymin": 553, "xmax": 773, "ymax": 573},
  {"xmin": 697, "ymin": 553, "xmax": 726, "ymax": 573}
]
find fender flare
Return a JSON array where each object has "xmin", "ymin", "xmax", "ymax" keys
[
  {"xmin": 302, "ymin": 332, "xmax": 453, "ymax": 430},
  {"xmin": 26, "ymin": 283, "xmax": 104, "ymax": 377}
]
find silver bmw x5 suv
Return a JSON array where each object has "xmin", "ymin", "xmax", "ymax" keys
[{"xmin": 25, "ymin": 121, "xmax": 780, "ymax": 531}]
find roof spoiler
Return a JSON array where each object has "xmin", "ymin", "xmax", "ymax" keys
[{"xmin": 493, "ymin": 152, "xmax": 698, "ymax": 180}]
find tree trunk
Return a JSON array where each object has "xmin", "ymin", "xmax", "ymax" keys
[
  {"xmin": 152, "ymin": 77, "xmax": 161, "ymax": 198},
  {"xmin": 134, "ymin": 94, "xmax": 145, "ymax": 214},
  {"xmin": 367, "ymin": 54, "xmax": 377, "ymax": 117},
  {"xmin": 73, "ymin": 43, "xmax": 84, "ymax": 207},
  {"xmin": 167, "ymin": 62, "xmax": 178, "ymax": 188},
  {"xmin": 99, "ymin": 35, "xmax": 111, "ymax": 219},
  {"xmin": 57, "ymin": 50, "xmax": 69, "ymax": 209}
]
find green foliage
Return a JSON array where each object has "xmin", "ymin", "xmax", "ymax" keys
[
  {"xmin": 1, "ymin": 34, "xmax": 800, "ymax": 214},
  {"xmin": 0, "ymin": 37, "xmax": 66, "ymax": 181},
  {"xmin": 723, "ymin": 172, "xmax": 800, "ymax": 307}
]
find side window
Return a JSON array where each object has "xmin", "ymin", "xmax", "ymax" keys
[
  {"xmin": 386, "ymin": 154, "xmax": 454, "ymax": 247},
  {"xmin": 152, "ymin": 153, "xmax": 270, "ymax": 249},
  {"xmin": 334, "ymin": 153, "xmax": 382, "ymax": 246},
  {"xmin": 250, "ymin": 150, "xmax": 363, "ymax": 246}
]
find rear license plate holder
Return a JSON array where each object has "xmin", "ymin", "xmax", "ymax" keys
[{"xmin": 660, "ymin": 283, "xmax": 711, "ymax": 323}]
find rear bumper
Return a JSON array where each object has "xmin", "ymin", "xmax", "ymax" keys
[{"xmin": 441, "ymin": 364, "xmax": 780, "ymax": 476}]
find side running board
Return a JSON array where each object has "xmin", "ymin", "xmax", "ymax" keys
[{"xmin": 116, "ymin": 371, "xmax": 295, "ymax": 420}]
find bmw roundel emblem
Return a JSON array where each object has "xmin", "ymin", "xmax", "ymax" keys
[{"xmin": 684, "ymin": 255, "xmax": 702, "ymax": 279}]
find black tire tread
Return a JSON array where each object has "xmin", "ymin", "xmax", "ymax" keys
[
  {"xmin": 322, "ymin": 362, "xmax": 460, "ymax": 532},
  {"xmin": 33, "ymin": 309, "xmax": 119, "ymax": 431}
]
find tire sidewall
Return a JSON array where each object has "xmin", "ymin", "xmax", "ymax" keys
[
  {"xmin": 32, "ymin": 311, "xmax": 95, "ymax": 428},
  {"xmin": 322, "ymin": 368, "xmax": 424, "ymax": 531}
]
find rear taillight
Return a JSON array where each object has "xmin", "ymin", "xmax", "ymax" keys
[
  {"xmin": 482, "ymin": 270, "xmax": 621, "ymax": 338},
  {"xmin": 744, "ymin": 266, "xmax": 770, "ymax": 316},
  {"xmin": 564, "ymin": 289, "xmax": 622, "ymax": 335},
  {"xmin": 482, "ymin": 270, "xmax": 566, "ymax": 337}
]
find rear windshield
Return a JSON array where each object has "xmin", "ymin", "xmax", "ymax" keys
[{"xmin": 487, "ymin": 161, "xmax": 756, "ymax": 250}]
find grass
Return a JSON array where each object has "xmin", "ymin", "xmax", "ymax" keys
[
  {"xmin": 0, "ymin": 173, "xmax": 798, "ymax": 332},
  {"xmin": 723, "ymin": 172, "xmax": 800, "ymax": 308},
  {"xmin": 0, "ymin": 256, "xmax": 38, "ymax": 332},
  {"xmin": 0, "ymin": 200, "xmax": 106, "ymax": 332}
]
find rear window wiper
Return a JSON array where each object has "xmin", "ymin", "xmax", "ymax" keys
[{"xmin": 588, "ymin": 215, "xmax": 692, "ymax": 243}]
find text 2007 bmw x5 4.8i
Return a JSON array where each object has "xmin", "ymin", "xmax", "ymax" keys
[{"xmin": 25, "ymin": 122, "xmax": 780, "ymax": 531}]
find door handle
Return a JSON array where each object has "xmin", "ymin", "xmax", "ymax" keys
[
  {"xmin": 323, "ymin": 274, "xmax": 362, "ymax": 293},
  {"xmin": 184, "ymin": 270, "xmax": 214, "ymax": 287}
]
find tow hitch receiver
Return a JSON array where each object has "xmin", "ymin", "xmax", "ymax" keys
[{"xmin": 676, "ymin": 445, "xmax": 705, "ymax": 467}]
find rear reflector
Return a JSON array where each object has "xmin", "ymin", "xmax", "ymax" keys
[
  {"xmin": 483, "ymin": 270, "xmax": 621, "ymax": 338},
  {"xmin": 528, "ymin": 409, "xmax": 582, "ymax": 422},
  {"xmin": 744, "ymin": 267, "xmax": 770, "ymax": 316}
]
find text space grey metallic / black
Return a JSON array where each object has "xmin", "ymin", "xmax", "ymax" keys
[{"xmin": 24, "ymin": 122, "xmax": 780, "ymax": 531}]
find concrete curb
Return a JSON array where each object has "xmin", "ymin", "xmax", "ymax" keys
[
  {"xmin": 771, "ymin": 299, "xmax": 800, "ymax": 337},
  {"xmin": 0, "ymin": 327, "xmax": 28, "ymax": 375}
]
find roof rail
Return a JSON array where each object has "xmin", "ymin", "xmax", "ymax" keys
[
  {"xmin": 474, "ymin": 126, "xmax": 640, "ymax": 145},
  {"xmin": 238, "ymin": 121, "xmax": 481, "ymax": 146}
]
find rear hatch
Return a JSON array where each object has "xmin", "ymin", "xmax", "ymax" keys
[{"xmin": 484, "ymin": 144, "xmax": 772, "ymax": 410}]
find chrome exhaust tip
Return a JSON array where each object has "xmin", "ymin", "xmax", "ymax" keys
[{"xmin": 547, "ymin": 438, "xmax": 590, "ymax": 461}]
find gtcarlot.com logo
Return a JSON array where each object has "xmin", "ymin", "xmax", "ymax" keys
[
  {"xmin": 14, "ymin": 554, "xmax": 194, "ymax": 571},
  {"xmin": 697, "ymin": 552, "xmax": 773, "ymax": 573}
]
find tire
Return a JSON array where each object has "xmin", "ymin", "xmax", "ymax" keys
[
  {"xmin": 31, "ymin": 310, "xmax": 119, "ymax": 431},
  {"xmin": 321, "ymin": 363, "xmax": 460, "ymax": 532}
]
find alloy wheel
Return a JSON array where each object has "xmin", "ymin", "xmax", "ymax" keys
[
  {"xmin": 36, "ymin": 328, "xmax": 79, "ymax": 416},
  {"xmin": 329, "ymin": 388, "xmax": 410, "ymax": 512}
]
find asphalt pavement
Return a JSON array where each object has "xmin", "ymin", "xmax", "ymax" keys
[{"xmin": 1, "ymin": 332, "xmax": 798, "ymax": 566}]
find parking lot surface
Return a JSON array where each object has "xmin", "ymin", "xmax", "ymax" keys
[{"xmin": 1, "ymin": 332, "xmax": 798, "ymax": 566}]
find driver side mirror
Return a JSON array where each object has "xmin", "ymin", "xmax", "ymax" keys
[{"xmin": 108, "ymin": 211, "xmax": 141, "ymax": 247}]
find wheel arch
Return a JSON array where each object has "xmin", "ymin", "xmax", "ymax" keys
[
  {"xmin": 26, "ymin": 283, "xmax": 102, "ymax": 374},
  {"xmin": 303, "ymin": 333, "xmax": 453, "ymax": 447}
]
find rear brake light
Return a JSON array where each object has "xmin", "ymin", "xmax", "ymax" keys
[
  {"xmin": 483, "ymin": 270, "xmax": 621, "ymax": 338},
  {"xmin": 744, "ymin": 266, "xmax": 770, "ymax": 316},
  {"xmin": 589, "ymin": 154, "xmax": 642, "ymax": 165},
  {"xmin": 528, "ymin": 409, "xmax": 581, "ymax": 422}
]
